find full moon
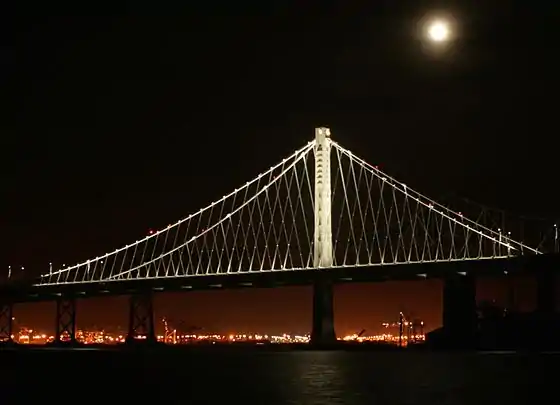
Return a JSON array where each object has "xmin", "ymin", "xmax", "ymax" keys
[{"xmin": 427, "ymin": 20, "xmax": 450, "ymax": 42}]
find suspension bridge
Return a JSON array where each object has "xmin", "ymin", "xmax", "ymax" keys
[{"xmin": 1, "ymin": 128, "xmax": 558, "ymax": 347}]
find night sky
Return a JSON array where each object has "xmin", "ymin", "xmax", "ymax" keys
[{"xmin": 4, "ymin": 2, "xmax": 559, "ymax": 335}]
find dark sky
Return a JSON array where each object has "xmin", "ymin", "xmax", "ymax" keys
[{"xmin": 3, "ymin": 2, "xmax": 559, "ymax": 334}]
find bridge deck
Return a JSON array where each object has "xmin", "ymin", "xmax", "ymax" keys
[{"xmin": 1, "ymin": 254, "xmax": 558, "ymax": 304}]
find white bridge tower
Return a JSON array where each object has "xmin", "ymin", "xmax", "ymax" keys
[
  {"xmin": 313, "ymin": 127, "xmax": 333, "ymax": 268},
  {"xmin": 311, "ymin": 127, "xmax": 337, "ymax": 345}
]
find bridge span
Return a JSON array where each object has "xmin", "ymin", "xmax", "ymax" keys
[{"xmin": 1, "ymin": 128, "xmax": 558, "ymax": 348}]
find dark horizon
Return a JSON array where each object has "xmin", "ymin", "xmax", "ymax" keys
[{"xmin": 4, "ymin": 3, "xmax": 559, "ymax": 333}]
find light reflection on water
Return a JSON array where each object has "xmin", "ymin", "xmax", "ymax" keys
[{"xmin": 0, "ymin": 349, "xmax": 554, "ymax": 404}]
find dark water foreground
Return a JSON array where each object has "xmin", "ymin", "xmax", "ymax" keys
[{"xmin": 0, "ymin": 346, "xmax": 556, "ymax": 404}]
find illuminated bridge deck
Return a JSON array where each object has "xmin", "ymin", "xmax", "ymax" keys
[{"xmin": 1, "ymin": 253, "xmax": 558, "ymax": 304}]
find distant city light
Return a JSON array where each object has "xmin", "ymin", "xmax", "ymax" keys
[{"xmin": 2, "ymin": 325, "xmax": 426, "ymax": 346}]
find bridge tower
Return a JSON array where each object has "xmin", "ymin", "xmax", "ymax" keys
[
  {"xmin": 54, "ymin": 297, "xmax": 77, "ymax": 344},
  {"xmin": 310, "ymin": 127, "xmax": 337, "ymax": 346},
  {"xmin": 126, "ymin": 291, "xmax": 157, "ymax": 344}
]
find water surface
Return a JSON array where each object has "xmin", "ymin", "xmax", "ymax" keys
[{"xmin": 0, "ymin": 349, "xmax": 552, "ymax": 404}]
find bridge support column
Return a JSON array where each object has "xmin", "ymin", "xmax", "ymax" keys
[
  {"xmin": 442, "ymin": 272, "xmax": 477, "ymax": 349},
  {"xmin": 0, "ymin": 303, "xmax": 13, "ymax": 343},
  {"xmin": 126, "ymin": 291, "xmax": 156, "ymax": 344},
  {"xmin": 55, "ymin": 297, "xmax": 77, "ymax": 344},
  {"xmin": 310, "ymin": 127, "xmax": 337, "ymax": 346},
  {"xmin": 535, "ymin": 270, "xmax": 558, "ymax": 348},
  {"xmin": 536, "ymin": 270, "xmax": 557, "ymax": 315},
  {"xmin": 311, "ymin": 276, "xmax": 336, "ymax": 346}
]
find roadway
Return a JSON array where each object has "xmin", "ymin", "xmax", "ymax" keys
[{"xmin": 1, "ymin": 253, "xmax": 559, "ymax": 304}]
